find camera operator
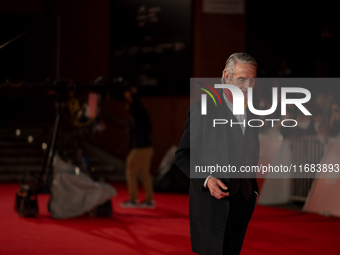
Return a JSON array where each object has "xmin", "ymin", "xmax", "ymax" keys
[{"xmin": 116, "ymin": 81, "xmax": 155, "ymax": 209}]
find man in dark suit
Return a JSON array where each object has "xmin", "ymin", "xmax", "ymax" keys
[{"xmin": 175, "ymin": 53, "xmax": 259, "ymax": 255}]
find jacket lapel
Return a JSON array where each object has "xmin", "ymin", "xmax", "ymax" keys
[{"xmin": 214, "ymin": 89, "xmax": 243, "ymax": 157}]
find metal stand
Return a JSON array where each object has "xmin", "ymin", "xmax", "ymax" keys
[{"xmin": 14, "ymin": 100, "xmax": 63, "ymax": 217}]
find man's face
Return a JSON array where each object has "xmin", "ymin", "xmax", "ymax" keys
[{"xmin": 224, "ymin": 62, "xmax": 257, "ymax": 98}]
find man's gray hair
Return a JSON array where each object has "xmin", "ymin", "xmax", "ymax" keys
[{"xmin": 221, "ymin": 53, "xmax": 257, "ymax": 83}]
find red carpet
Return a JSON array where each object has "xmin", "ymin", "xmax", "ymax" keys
[{"xmin": 0, "ymin": 183, "xmax": 339, "ymax": 255}]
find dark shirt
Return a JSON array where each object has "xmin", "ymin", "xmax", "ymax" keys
[{"xmin": 129, "ymin": 95, "xmax": 152, "ymax": 148}]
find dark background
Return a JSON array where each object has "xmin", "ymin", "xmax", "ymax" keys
[
  {"xmin": 247, "ymin": 0, "xmax": 340, "ymax": 77},
  {"xmin": 111, "ymin": 0, "xmax": 192, "ymax": 95}
]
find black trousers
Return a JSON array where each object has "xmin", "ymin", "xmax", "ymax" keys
[{"xmin": 223, "ymin": 190, "xmax": 257, "ymax": 255}]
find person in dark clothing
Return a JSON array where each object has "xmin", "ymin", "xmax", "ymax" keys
[
  {"xmin": 176, "ymin": 53, "xmax": 259, "ymax": 255},
  {"xmin": 120, "ymin": 85, "xmax": 155, "ymax": 209}
]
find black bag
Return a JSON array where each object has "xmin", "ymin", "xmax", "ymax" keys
[
  {"xmin": 91, "ymin": 200, "xmax": 113, "ymax": 217},
  {"xmin": 15, "ymin": 187, "xmax": 39, "ymax": 217}
]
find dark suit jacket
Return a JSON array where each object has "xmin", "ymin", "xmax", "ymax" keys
[{"xmin": 175, "ymin": 89, "xmax": 259, "ymax": 255}]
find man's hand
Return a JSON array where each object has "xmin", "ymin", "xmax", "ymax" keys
[{"xmin": 207, "ymin": 177, "xmax": 229, "ymax": 199}]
